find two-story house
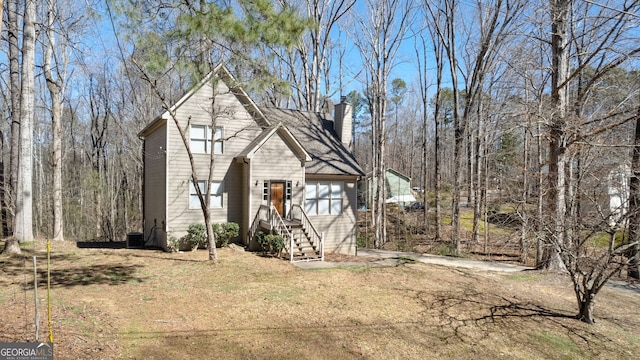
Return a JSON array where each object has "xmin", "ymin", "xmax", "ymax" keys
[{"xmin": 138, "ymin": 65, "xmax": 363, "ymax": 260}]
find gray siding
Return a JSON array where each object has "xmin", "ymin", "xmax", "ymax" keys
[
  {"xmin": 165, "ymin": 80, "xmax": 262, "ymax": 240},
  {"xmin": 143, "ymin": 121, "xmax": 167, "ymax": 248},
  {"xmin": 249, "ymin": 132, "xmax": 305, "ymax": 220},
  {"xmin": 306, "ymin": 175, "xmax": 359, "ymax": 255}
]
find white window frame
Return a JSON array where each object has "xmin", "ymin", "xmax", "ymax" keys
[
  {"xmin": 190, "ymin": 125, "xmax": 223, "ymax": 154},
  {"xmin": 305, "ymin": 181, "xmax": 343, "ymax": 215},
  {"xmin": 189, "ymin": 181, "xmax": 223, "ymax": 209}
]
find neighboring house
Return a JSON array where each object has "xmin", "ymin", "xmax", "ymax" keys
[
  {"xmin": 137, "ymin": 65, "xmax": 363, "ymax": 260},
  {"xmin": 361, "ymin": 168, "xmax": 417, "ymax": 208},
  {"xmin": 608, "ymin": 163, "xmax": 630, "ymax": 228}
]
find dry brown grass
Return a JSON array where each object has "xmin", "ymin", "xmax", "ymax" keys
[{"xmin": 1, "ymin": 240, "xmax": 640, "ymax": 359}]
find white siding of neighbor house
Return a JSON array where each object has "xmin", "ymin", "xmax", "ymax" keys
[
  {"xmin": 165, "ymin": 80, "xmax": 262, "ymax": 240},
  {"xmin": 143, "ymin": 120, "xmax": 168, "ymax": 248},
  {"xmin": 306, "ymin": 175, "xmax": 359, "ymax": 255}
]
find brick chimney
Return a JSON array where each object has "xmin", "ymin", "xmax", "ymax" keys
[{"xmin": 334, "ymin": 96, "xmax": 352, "ymax": 148}]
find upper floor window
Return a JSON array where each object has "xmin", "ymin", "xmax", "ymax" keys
[
  {"xmin": 189, "ymin": 181, "xmax": 222, "ymax": 209},
  {"xmin": 190, "ymin": 125, "xmax": 223, "ymax": 154},
  {"xmin": 305, "ymin": 182, "xmax": 342, "ymax": 215}
]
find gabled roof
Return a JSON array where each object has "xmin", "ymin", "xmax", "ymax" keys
[
  {"xmin": 138, "ymin": 64, "xmax": 269, "ymax": 137},
  {"xmin": 259, "ymin": 107, "xmax": 364, "ymax": 176},
  {"xmin": 136, "ymin": 65, "xmax": 363, "ymax": 178},
  {"xmin": 237, "ymin": 123, "xmax": 311, "ymax": 162}
]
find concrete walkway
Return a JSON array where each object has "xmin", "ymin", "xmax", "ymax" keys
[
  {"xmin": 294, "ymin": 248, "xmax": 640, "ymax": 296},
  {"xmin": 294, "ymin": 248, "xmax": 533, "ymax": 272}
]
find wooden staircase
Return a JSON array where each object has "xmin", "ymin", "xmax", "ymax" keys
[
  {"xmin": 249, "ymin": 204, "xmax": 324, "ymax": 262},
  {"xmin": 285, "ymin": 220, "xmax": 322, "ymax": 261}
]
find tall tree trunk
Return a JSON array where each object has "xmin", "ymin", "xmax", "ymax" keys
[
  {"xmin": 472, "ymin": 99, "xmax": 484, "ymax": 245},
  {"xmin": 521, "ymin": 117, "xmax": 530, "ymax": 264},
  {"xmin": 434, "ymin": 116, "xmax": 442, "ymax": 242},
  {"xmin": 466, "ymin": 122, "xmax": 474, "ymax": 208},
  {"xmin": 483, "ymin": 140, "xmax": 489, "ymax": 249},
  {"xmin": 14, "ymin": 0, "xmax": 36, "ymax": 242},
  {"xmin": 540, "ymin": 0, "xmax": 570, "ymax": 270},
  {"xmin": 433, "ymin": 56, "xmax": 443, "ymax": 244},
  {"xmin": 7, "ymin": 0, "xmax": 20, "ymax": 236},
  {"xmin": 0, "ymin": 133, "xmax": 7, "ymax": 237},
  {"xmin": 373, "ymin": 94, "xmax": 388, "ymax": 249},
  {"xmin": 627, "ymin": 107, "xmax": 640, "ymax": 279},
  {"xmin": 44, "ymin": 0, "xmax": 64, "ymax": 240},
  {"xmin": 536, "ymin": 119, "xmax": 544, "ymax": 265},
  {"xmin": 0, "ymin": 0, "xmax": 5, "ymax": 237},
  {"xmin": 449, "ymin": 33, "xmax": 463, "ymax": 256}
]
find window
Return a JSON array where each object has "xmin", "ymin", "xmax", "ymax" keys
[
  {"xmin": 189, "ymin": 181, "xmax": 222, "ymax": 209},
  {"xmin": 190, "ymin": 125, "xmax": 223, "ymax": 154},
  {"xmin": 305, "ymin": 182, "xmax": 342, "ymax": 215},
  {"xmin": 213, "ymin": 127, "xmax": 223, "ymax": 154},
  {"xmin": 263, "ymin": 181, "xmax": 269, "ymax": 201}
]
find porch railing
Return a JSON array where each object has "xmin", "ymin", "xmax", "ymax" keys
[
  {"xmin": 268, "ymin": 205, "xmax": 294, "ymax": 262},
  {"xmin": 248, "ymin": 205, "xmax": 270, "ymax": 245},
  {"xmin": 289, "ymin": 204, "xmax": 324, "ymax": 261},
  {"xmin": 248, "ymin": 204, "xmax": 323, "ymax": 262}
]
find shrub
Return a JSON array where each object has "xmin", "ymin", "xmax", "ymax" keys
[
  {"xmin": 256, "ymin": 231, "xmax": 284, "ymax": 257},
  {"xmin": 186, "ymin": 224, "xmax": 206, "ymax": 250},
  {"xmin": 166, "ymin": 233, "xmax": 179, "ymax": 252},
  {"xmin": 212, "ymin": 222, "xmax": 239, "ymax": 248},
  {"xmin": 265, "ymin": 234, "xmax": 285, "ymax": 256},
  {"xmin": 256, "ymin": 231, "xmax": 268, "ymax": 254},
  {"xmin": 357, "ymin": 234, "xmax": 369, "ymax": 248}
]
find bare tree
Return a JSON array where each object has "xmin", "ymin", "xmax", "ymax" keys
[
  {"xmin": 6, "ymin": 0, "xmax": 20, "ymax": 239},
  {"xmin": 13, "ymin": 0, "xmax": 36, "ymax": 243},
  {"xmin": 424, "ymin": 0, "xmax": 525, "ymax": 254},
  {"xmin": 421, "ymin": 13, "xmax": 447, "ymax": 242},
  {"xmin": 629, "ymin": 106, "xmax": 640, "ymax": 279},
  {"xmin": 43, "ymin": 0, "xmax": 75, "ymax": 241},
  {"xmin": 0, "ymin": 0, "xmax": 3, "ymax": 237},
  {"xmin": 415, "ymin": 31, "xmax": 434, "ymax": 238},
  {"xmin": 541, "ymin": 0, "xmax": 640, "ymax": 270},
  {"xmin": 348, "ymin": 0, "xmax": 416, "ymax": 249},
  {"xmin": 280, "ymin": 0, "xmax": 355, "ymax": 111}
]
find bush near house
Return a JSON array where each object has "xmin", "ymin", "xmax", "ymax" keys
[
  {"xmin": 256, "ymin": 231, "xmax": 284, "ymax": 256},
  {"xmin": 166, "ymin": 233, "xmax": 180, "ymax": 252},
  {"xmin": 179, "ymin": 222, "xmax": 240, "ymax": 250},
  {"xmin": 212, "ymin": 222, "xmax": 239, "ymax": 248},
  {"xmin": 186, "ymin": 224, "xmax": 207, "ymax": 250}
]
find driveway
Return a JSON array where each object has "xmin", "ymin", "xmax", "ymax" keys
[
  {"xmin": 294, "ymin": 248, "xmax": 532, "ymax": 273},
  {"xmin": 356, "ymin": 248, "xmax": 533, "ymax": 272},
  {"xmin": 294, "ymin": 248, "xmax": 640, "ymax": 296}
]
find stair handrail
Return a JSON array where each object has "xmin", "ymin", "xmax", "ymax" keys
[
  {"xmin": 290, "ymin": 204, "xmax": 324, "ymax": 260},
  {"xmin": 269, "ymin": 205, "xmax": 294, "ymax": 261},
  {"xmin": 248, "ymin": 205, "xmax": 270, "ymax": 245}
]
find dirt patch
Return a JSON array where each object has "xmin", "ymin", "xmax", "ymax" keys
[{"xmin": 2, "ymin": 239, "xmax": 640, "ymax": 359}]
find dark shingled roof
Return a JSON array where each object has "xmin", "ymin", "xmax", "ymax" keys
[{"xmin": 259, "ymin": 107, "xmax": 364, "ymax": 176}]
